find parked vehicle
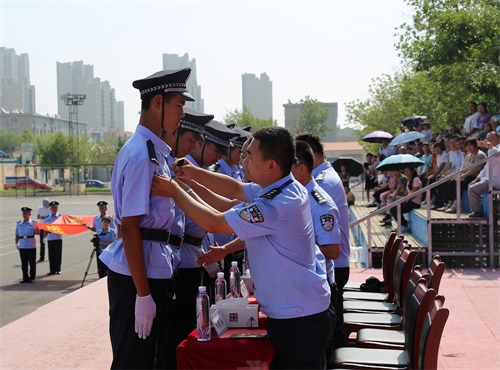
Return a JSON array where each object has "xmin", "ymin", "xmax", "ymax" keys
[
  {"xmin": 85, "ymin": 179, "xmax": 107, "ymax": 188},
  {"xmin": 4, "ymin": 178, "xmax": 52, "ymax": 191}
]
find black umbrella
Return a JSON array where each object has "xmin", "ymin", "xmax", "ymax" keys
[
  {"xmin": 332, "ymin": 157, "xmax": 364, "ymax": 177},
  {"xmin": 401, "ymin": 115, "xmax": 426, "ymax": 128}
]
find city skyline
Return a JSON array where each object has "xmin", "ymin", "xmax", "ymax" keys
[{"xmin": 1, "ymin": 1, "xmax": 412, "ymax": 132}]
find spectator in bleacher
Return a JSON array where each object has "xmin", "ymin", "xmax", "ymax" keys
[
  {"xmin": 370, "ymin": 171, "xmax": 391, "ymax": 209},
  {"xmin": 420, "ymin": 119, "xmax": 433, "ymax": 143},
  {"xmin": 468, "ymin": 132, "xmax": 500, "ymax": 218},
  {"xmin": 427, "ymin": 141, "xmax": 450, "ymax": 209},
  {"xmin": 344, "ymin": 185, "xmax": 355, "ymax": 207},
  {"xmin": 386, "ymin": 166, "xmax": 421, "ymax": 232},
  {"xmin": 476, "ymin": 102, "xmax": 492, "ymax": 133},
  {"xmin": 478, "ymin": 122, "xmax": 494, "ymax": 154},
  {"xmin": 490, "ymin": 111, "xmax": 500, "ymax": 133},
  {"xmin": 364, "ymin": 153, "xmax": 378, "ymax": 206},
  {"xmin": 462, "ymin": 101, "xmax": 480, "ymax": 138},
  {"xmin": 380, "ymin": 170, "xmax": 405, "ymax": 224},
  {"xmin": 417, "ymin": 143, "xmax": 433, "ymax": 188},
  {"xmin": 438, "ymin": 137, "xmax": 483, "ymax": 213},
  {"xmin": 339, "ymin": 164, "xmax": 351, "ymax": 186},
  {"xmin": 378, "ymin": 138, "xmax": 396, "ymax": 161}
]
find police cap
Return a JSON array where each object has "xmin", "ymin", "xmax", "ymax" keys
[
  {"xmin": 49, "ymin": 201, "xmax": 59, "ymax": 208},
  {"xmin": 203, "ymin": 120, "xmax": 239, "ymax": 153},
  {"xmin": 132, "ymin": 68, "xmax": 195, "ymax": 101},
  {"xmin": 97, "ymin": 201, "xmax": 108, "ymax": 208},
  {"xmin": 180, "ymin": 107, "xmax": 214, "ymax": 134},
  {"xmin": 21, "ymin": 207, "xmax": 32, "ymax": 213},
  {"xmin": 232, "ymin": 127, "xmax": 253, "ymax": 148}
]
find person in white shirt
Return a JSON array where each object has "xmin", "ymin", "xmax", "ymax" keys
[
  {"xmin": 468, "ymin": 132, "xmax": 500, "ymax": 218},
  {"xmin": 463, "ymin": 101, "xmax": 481, "ymax": 138},
  {"xmin": 36, "ymin": 198, "xmax": 50, "ymax": 262}
]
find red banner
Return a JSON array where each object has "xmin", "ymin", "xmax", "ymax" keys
[{"xmin": 36, "ymin": 215, "xmax": 96, "ymax": 235}]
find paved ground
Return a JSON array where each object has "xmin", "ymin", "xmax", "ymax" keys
[{"xmin": 0, "ymin": 266, "xmax": 498, "ymax": 369}]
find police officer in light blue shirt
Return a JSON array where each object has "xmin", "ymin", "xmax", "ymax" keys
[
  {"xmin": 95, "ymin": 216, "xmax": 116, "ymax": 279},
  {"xmin": 88, "ymin": 201, "xmax": 115, "ymax": 232},
  {"xmin": 295, "ymin": 132, "xmax": 350, "ymax": 349},
  {"xmin": 98, "ymin": 67, "xmax": 194, "ymax": 369},
  {"xmin": 173, "ymin": 120, "xmax": 238, "ymax": 346},
  {"xmin": 44, "ymin": 201, "xmax": 63, "ymax": 275},
  {"xmin": 151, "ymin": 126, "xmax": 333, "ymax": 369},
  {"xmin": 15, "ymin": 207, "xmax": 39, "ymax": 283}
]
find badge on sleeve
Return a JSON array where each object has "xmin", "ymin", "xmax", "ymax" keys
[
  {"xmin": 239, "ymin": 205, "xmax": 264, "ymax": 223},
  {"xmin": 320, "ymin": 214, "xmax": 334, "ymax": 231}
]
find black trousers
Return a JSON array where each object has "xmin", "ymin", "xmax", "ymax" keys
[
  {"xmin": 39, "ymin": 230, "xmax": 46, "ymax": 260},
  {"xmin": 47, "ymin": 239, "xmax": 62, "ymax": 273},
  {"xmin": 96, "ymin": 249, "xmax": 108, "ymax": 278},
  {"xmin": 333, "ymin": 266, "xmax": 350, "ymax": 349},
  {"xmin": 107, "ymin": 270, "xmax": 175, "ymax": 369},
  {"xmin": 268, "ymin": 308, "xmax": 334, "ymax": 369},
  {"xmin": 390, "ymin": 202, "xmax": 421, "ymax": 227},
  {"xmin": 19, "ymin": 248, "xmax": 36, "ymax": 281}
]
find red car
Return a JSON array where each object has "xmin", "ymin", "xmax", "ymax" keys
[{"xmin": 4, "ymin": 179, "xmax": 52, "ymax": 191}]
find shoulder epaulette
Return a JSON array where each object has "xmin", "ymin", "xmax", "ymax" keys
[
  {"xmin": 260, "ymin": 188, "xmax": 282, "ymax": 200},
  {"xmin": 311, "ymin": 189, "xmax": 327, "ymax": 204},
  {"xmin": 315, "ymin": 171, "xmax": 326, "ymax": 181},
  {"xmin": 212, "ymin": 163, "xmax": 221, "ymax": 172},
  {"xmin": 146, "ymin": 140, "xmax": 159, "ymax": 165}
]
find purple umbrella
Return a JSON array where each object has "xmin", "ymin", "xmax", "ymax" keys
[{"xmin": 362, "ymin": 131, "xmax": 394, "ymax": 143}]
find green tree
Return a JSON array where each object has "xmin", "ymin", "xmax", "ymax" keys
[
  {"xmin": 291, "ymin": 96, "xmax": 331, "ymax": 138},
  {"xmin": 224, "ymin": 106, "xmax": 276, "ymax": 132},
  {"xmin": 89, "ymin": 136, "xmax": 123, "ymax": 165},
  {"xmin": 0, "ymin": 128, "xmax": 21, "ymax": 152},
  {"xmin": 37, "ymin": 132, "xmax": 73, "ymax": 165}
]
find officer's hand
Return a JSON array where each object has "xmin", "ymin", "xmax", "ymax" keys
[
  {"xmin": 172, "ymin": 158, "xmax": 196, "ymax": 179},
  {"xmin": 151, "ymin": 175, "xmax": 181, "ymax": 198},
  {"xmin": 134, "ymin": 294, "xmax": 156, "ymax": 339},
  {"xmin": 197, "ymin": 245, "xmax": 227, "ymax": 265}
]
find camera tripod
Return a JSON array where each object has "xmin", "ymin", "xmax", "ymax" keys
[{"xmin": 81, "ymin": 246, "xmax": 99, "ymax": 287}]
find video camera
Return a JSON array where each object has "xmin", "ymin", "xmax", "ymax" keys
[{"xmin": 90, "ymin": 233, "xmax": 100, "ymax": 250}]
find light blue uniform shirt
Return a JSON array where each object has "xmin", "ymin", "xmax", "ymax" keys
[
  {"xmin": 96, "ymin": 227, "xmax": 117, "ymax": 252},
  {"xmin": 93, "ymin": 214, "xmax": 116, "ymax": 231},
  {"xmin": 15, "ymin": 219, "xmax": 37, "ymax": 249},
  {"xmin": 215, "ymin": 158, "xmax": 242, "ymax": 182},
  {"xmin": 312, "ymin": 162, "xmax": 350, "ymax": 268},
  {"xmin": 99, "ymin": 125, "xmax": 176, "ymax": 278},
  {"xmin": 305, "ymin": 178, "xmax": 341, "ymax": 283},
  {"xmin": 178, "ymin": 154, "xmax": 208, "ymax": 268},
  {"xmin": 167, "ymin": 153, "xmax": 184, "ymax": 271},
  {"xmin": 224, "ymin": 174, "xmax": 331, "ymax": 319},
  {"xmin": 44, "ymin": 214, "xmax": 62, "ymax": 241}
]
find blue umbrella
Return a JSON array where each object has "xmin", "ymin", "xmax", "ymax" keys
[
  {"xmin": 362, "ymin": 131, "xmax": 394, "ymax": 143},
  {"xmin": 389, "ymin": 131, "xmax": 426, "ymax": 146},
  {"xmin": 376, "ymin": 154, "xmax": 424, "ymax": 171}
]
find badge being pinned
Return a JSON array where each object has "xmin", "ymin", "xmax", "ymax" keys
[
  {"xmin": 320, "ymin": 214, "xmax": 334, "ymax": 231},
  {"xmin": 239, "ymin": 205, "xmax": 264, "ymax": 223}
]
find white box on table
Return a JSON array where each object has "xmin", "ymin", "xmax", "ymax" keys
[{"xmin": 209, "ymin": 298, "xmax": 259, "ymax": 328}]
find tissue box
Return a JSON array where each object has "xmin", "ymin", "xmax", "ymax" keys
[{"xmin": 210, "ymin": 298, "xmax": 259, "ymax": 328}]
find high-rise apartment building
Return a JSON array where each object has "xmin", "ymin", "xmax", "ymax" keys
[
  {"xmin": 56, "ymin": 60, "xmax": 124, "ymax": 133},
  {"xmin": 242, "ymin": 73, "xmax": 272, "ymax": 120},
  {"xmin": 0, "ymin": 47, "xmax": 36, "ymax": 113},
  {"xmin": 162, "ymin": 53, "xmax": 204, "ymax": 113},
  {"xmin": 283, "ymin": 101, "xmax": 338, "ymax": 142}
]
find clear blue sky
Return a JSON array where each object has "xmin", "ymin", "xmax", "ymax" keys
[{"xmin": 1, "ymin": 0, "xmax": 412, "ymax": 132}]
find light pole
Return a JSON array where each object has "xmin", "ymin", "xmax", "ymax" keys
[{"xmin": 60, "ymin": 93, "xmax": 86, "ymax": 185}]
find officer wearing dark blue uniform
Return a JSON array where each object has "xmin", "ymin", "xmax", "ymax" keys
[
  {"xmin": 15, "ymin": 207, "xmax": 39, "ymax": 283},
  {"xmin": 44, "ymin": 201, "xmax": 63, "ymax": 275},
  {"xmin": 99, "ymin": 67, "xmax": 194, "ymax": 369},
  {"xmin": 152, "ymin": 126, "xmax": 333, "ymax": 369}
]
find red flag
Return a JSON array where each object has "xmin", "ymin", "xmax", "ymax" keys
[{"xmin": 36, "ymin": 214, "xmax": 96, "ymax": 235}]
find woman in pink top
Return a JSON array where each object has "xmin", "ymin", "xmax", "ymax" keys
[{"xmin": 388, "ymin": 166, "xmax": 422, "ymax": 230}]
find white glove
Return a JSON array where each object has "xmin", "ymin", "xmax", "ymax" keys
[{"xmin": 134, "ymin": 294, "xmax": 156, "ymax": 339}]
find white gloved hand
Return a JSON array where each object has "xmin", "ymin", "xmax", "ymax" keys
[{"xmin": 134, "ymin": 294, "xmax": 156, "ymax": 339}]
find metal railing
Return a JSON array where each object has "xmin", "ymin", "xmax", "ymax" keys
[{"xmin": 350, "ymin": 149, "xmax": 499, "ymax": 267}]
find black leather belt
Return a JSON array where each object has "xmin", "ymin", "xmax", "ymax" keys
[
  {"xmin": 168, "ymin": 234, "xmax": 183, "ymax": 248},
  {"xmin": 19, "ymin": 236, "xmax": 35, "ymax": 239},
  {"xmin": 182, "ymin": 234, "xmax": 203, "ymax": 247},
  {"xmin": 140, "ymin": 228, "xmax": 170, "ymax": 242}
]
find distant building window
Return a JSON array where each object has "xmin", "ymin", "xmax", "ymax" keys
[{"xmin": 9, "ymin": 117, "xmax": 18, "ymax": 123}]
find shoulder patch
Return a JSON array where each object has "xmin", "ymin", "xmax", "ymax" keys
[
  {"xmin": 239, "ymin": 204, "xmax": 265, "ymax": 223},
  {"xmin": 311, "ymin": 189, "xmax": 327, "ymax": 204},
  {"xmin": 212, "ymin": 163, "xmax": 221, "ymax": 172},
  {"xmin": 320, "ymin": 214, "xmax": 335, "ymax": 231},
  {"xmin": 146, "ymin": 140, "xmax": 159, "ymax": 166},
  {"xmin": 315, "ymin": 171, "xmax": 326, "ymax": 181}
]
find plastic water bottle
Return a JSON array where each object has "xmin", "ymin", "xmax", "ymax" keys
[
  {"xmin": 214, "ymin": 272, "xmax": 227, "ymax": 303},
  {"xmin": 229, "ymin": 261, "xmax": 241, "ymax": 298},
  {"xmin": 196, "ymin": 286, "xmax": 211, "ymax": 341}
]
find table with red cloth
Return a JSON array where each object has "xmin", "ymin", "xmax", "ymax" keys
[{"xmin": 176, "ymin": 298, "xmax": 274, "ymax": 369}]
